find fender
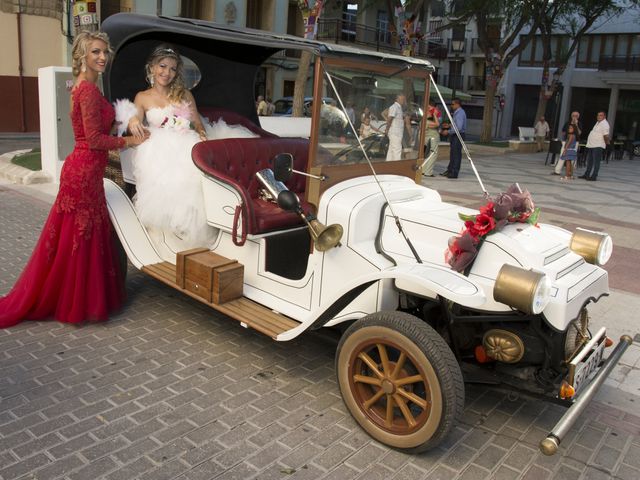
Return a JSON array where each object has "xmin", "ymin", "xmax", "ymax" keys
[
  {"xmin": 277, "ymin": 263, "xmax": 486, "ymax": 340},
  {"xmin": 104, "ymin": 178, "xmax": 164, "ymax": 269}
]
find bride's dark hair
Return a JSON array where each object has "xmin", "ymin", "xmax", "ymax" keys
[{"xmin": 145, "ymin": 44, "xmax": 187, "ymax": 103}]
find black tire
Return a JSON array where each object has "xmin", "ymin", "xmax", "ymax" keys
[
  {"xmin": 633, "ymin": 144, "xmax": 640, "ymax": 157},
  {"xmin": 335, "ymin": 311, "xmax": 464, "ymax": 453}
]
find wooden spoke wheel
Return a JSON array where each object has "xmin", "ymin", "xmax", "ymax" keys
[{"xmin": 336, "ymin": 311, "xmax": 463, "ymax": 452}]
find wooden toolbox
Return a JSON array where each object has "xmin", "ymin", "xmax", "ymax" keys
[{"xmin": 176, "ymin": 248, "xmax": 243, "ymax": 304}]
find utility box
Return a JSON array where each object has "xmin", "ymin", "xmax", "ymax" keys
[{"xmin": 38, "ymin": 66, "xmax": 75, "ymax": 183}]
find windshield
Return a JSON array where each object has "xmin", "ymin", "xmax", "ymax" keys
[{"xmin": 313, "ymin": 63, "xmax": 427, "ymax": 168}]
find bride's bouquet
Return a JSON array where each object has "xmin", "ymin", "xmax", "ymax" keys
[
  {"xmin": 160, "ymin": 114, "xmax": 191, "ymax": 133},
  {"xmin": 159, "ymin": 102, "xmax": 192, "ymax": 133}
]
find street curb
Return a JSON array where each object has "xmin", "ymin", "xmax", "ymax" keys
[{"xmin": 0, "ymin": 150, "xmax": 52, "ymax": 185}]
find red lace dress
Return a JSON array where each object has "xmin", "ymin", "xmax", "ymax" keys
[{"xmin": 0, "ymin": 81, "xmax": 127, "ymax": 327}]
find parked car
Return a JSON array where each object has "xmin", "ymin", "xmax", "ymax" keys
[
  {"xmin": 273, "ymin": 96, "xmax": 334, "ymax": 117},
  {"xmin": 102, "ymin": 13, "xmax": 630, "ymax": 455}
]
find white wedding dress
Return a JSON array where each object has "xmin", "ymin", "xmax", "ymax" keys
[{"xmin": 126, "ymin": 103, "xmax": 258, "ymax": 248}]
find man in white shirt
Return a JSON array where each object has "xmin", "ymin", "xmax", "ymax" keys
[
  {"xmin": 534, "ymin": 116, "xmax": 550, "ymax": 152},
  {"xmin": 580, "ymin": 111, "xmax": 610, "ymax": 181},
  {"xmin": 385, "ymin": 94, "xmax": 407, "ymax": 161},
  {"xmin": 256, "ymin": 95, "xmax": 268, "ymax": 116}
]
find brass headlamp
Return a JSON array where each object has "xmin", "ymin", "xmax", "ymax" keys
[
  {"xmin": 493, "ymin": 264, "xmax": 551, "ymax": 315},
  {"xmin": 570, "ymin": 228, "xmax": 613, "ymax": 266}
]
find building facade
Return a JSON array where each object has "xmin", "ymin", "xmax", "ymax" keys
[
  {"xmin": 500, "ymin": 9, "xmax": 640, "ymax": 141},
  {"xmin": 0, "ymin": 3, "xmax": 69, "ymax": 132},
  {"xmin": 0, "ymin": 0, "xmax": 498, "ymax": 136}
]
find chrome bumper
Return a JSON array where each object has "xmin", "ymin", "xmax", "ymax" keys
[{"xmin": 540, "ymin": 335, "xmax": 633, "ymax": 455}]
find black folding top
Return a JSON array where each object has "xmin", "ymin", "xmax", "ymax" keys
[{"xmin": 102, "ymin": 13, "xmax": 434, "ymax": 123}]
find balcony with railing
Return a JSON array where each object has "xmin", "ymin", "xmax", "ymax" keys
[
  {"xmin": 598, "ymin": 55, "xmax": 640, "ymax": 72},
  {"xmin": 316, "ymin": 18, "xmax": 396, "ymax": 54},
  {"xmin": 316, "ymin": 18, "xmax": 445, "ymax": 61}
]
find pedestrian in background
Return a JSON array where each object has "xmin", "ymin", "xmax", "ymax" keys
[
  {"xmin": 440, "ymin": 98, "xmax": 466, "ymax": 179},
  {"xmin": 266, "ymin": 97, "xmax": 275, "ymax": 116},
  {"xmin": 580, "ymin": 111, "xmax": 610, "ymax": 182},
  {"xmin": 554, "ymin": 111, "xmax": 582, "ymax": 170},
  {"xmin": 0, "ymin": 31, "xmax": 147, "ymax": 327},
  {"xmin": 423, "ymin": 99, "xmax": 441, "ymax": 177},
  {"xmin": 345, "ymin": 102, "xmax": 356, "ymax": 126},
  {"xmin": 256, "ymin": 95, "xmax": 268, "ymax": 116},
  {"xmin": 384, "ymin": 93, "xmax": 407, "ymax": 161},
  {"xmin": 559, "ymin": 124, "xmax": 578, "ymax": 180},
  {"xmin": 561, "ymin": 111, "xmax": 582, "ymax": 141},
  {"xmin": 534, "ymin": 115, "xmax": 550, "ymax": 152}
]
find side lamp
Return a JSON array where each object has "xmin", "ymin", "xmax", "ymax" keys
[
  {"xmin": 570, "ymin": 228, "xmax": 613, "ymax": 266},
  {"xmin": 493, "ymin": 264, "xmax": 551, "ymax": 315}
]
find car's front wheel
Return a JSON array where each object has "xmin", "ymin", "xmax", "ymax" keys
[{"xmin": 335, "ymin": 311, "xmax": 464, "ymax": 452}]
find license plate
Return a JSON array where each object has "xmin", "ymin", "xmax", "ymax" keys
[{"xmin": 568, "ymin": 327, "xmax": 607, "ymax": 393}]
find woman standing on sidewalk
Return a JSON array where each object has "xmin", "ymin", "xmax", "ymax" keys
[
  {"xmin": 0, "ymin": 31, "xmax": 147, "ymax": 327},
  {"xmin": 560, "ymin": 124, "xmax": 578, "ymax": 180}
]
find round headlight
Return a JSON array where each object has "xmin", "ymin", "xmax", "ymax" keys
[
  {"xmin": 493, "ymin": 264, "xmax": 551, "ymax": 315},
  {"xmin": 570, "ymin": 228, "xmax": 613, "ymax": 265}
]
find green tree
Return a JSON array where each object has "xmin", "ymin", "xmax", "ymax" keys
[
  {"xmin": 533, "ymin": 0, "xmax": 630, "ymax": 129},
  {"xmin": 441, "ymin": 0, "xmax": 549, "ymax": 142}
]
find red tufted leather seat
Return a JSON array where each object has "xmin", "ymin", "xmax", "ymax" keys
[{"xmin": 192, "ymin": 136, "xmax": 314, "ymax": 236}]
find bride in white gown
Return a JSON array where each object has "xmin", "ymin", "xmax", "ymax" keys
[{"xmin": 121, "ymin": 45, "xmax": 257, "ymax": 247}]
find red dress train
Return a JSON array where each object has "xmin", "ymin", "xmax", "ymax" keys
[{"xmin": 0, "ymin": 81, "xmax": 127, "ymax": 327}]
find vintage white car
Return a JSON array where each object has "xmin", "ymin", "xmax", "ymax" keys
[{"xmin": 102, "ymin": 13, "xmax": 630, "ymax": 455}]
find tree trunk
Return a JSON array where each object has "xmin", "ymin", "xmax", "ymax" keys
[
  {"xmin": 292, "ymin": 50, "xmax": 312, "ymax": 117},
  {"xmin": 534, "ymin": 86, "xmax": 549, "ymax": 126},
  {"xmin": 480, "ymin": 81, "xmax": 497, "ymax": 142}
]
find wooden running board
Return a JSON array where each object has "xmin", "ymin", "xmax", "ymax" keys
[{"xmin": 141, "ymin": 262, "xmax": 300, "ymax": 339}]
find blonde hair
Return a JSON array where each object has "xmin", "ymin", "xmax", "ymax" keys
[
  {"xmin": 72, "ymin": 31, "xmax": 113, "ymax": 78},
  {"xmin": 145, "ymin": 45, "xmax": 187, "ymax": 103}
]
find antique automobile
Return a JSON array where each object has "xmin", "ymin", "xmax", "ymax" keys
[{"xmin": 101, "ymin": 13, "xmax": 631, "ymax": 455}]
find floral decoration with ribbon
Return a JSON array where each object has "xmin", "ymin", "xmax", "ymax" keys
[{"xmin": 445, "ymin": 184, "xmax": 540, "ymax": 272}]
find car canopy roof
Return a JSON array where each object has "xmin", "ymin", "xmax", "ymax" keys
[{"xmin": 101, "ymin": 13, "xmax": 435, "ymax": 122}]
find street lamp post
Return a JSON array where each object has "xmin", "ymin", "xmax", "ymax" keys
[{"xmin": 450, "ymin": 39, "xmax": 465, "ymax": 100}]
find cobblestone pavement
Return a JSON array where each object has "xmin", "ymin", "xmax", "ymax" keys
[{"xmin": 1, "ymin": 144, "xmax": 639, "ymax": 480}]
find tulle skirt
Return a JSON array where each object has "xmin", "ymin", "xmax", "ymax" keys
[
  {"xmin": 132, "ymin": 126, "xmax": 213, "ymax": 247},
  {"xmin": 131, "ymin": 119, "xmax": 258, "ymax": 248}
]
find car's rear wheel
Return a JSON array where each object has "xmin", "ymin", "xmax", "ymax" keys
[
  {"xmin": 335, "ymin": 311, "xmax": 463, "ymax": 452},
  {"xmin": 633, "ymin": 144, "xmax": 640, "ymax": 157}
]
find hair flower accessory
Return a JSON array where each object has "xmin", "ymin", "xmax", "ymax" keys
[{"xmin": 445, "ymin": 184, "xmax": 540, "ymax": 272}]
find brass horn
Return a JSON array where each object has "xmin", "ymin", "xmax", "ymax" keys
[
  {"xmin": 303, "ymin": 215, "xmax": 343, "ymax": 252},
  {"xmin": 257, "ymin": 168, "xmax": 343, "ymax": 251}
]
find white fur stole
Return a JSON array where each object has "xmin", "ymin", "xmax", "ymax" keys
[{"xmin": 113, "ymin": 98, "xmax": 138, "ymax": 137}]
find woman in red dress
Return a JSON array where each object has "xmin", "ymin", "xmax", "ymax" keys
[{"xmin": 0, "ymin": 31, "xmax": 148, "ymax": 327}]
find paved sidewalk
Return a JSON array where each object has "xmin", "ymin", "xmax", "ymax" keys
[{"xmin": 1, "ymin": 141, "xmax": 639, "ymax": 480}]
